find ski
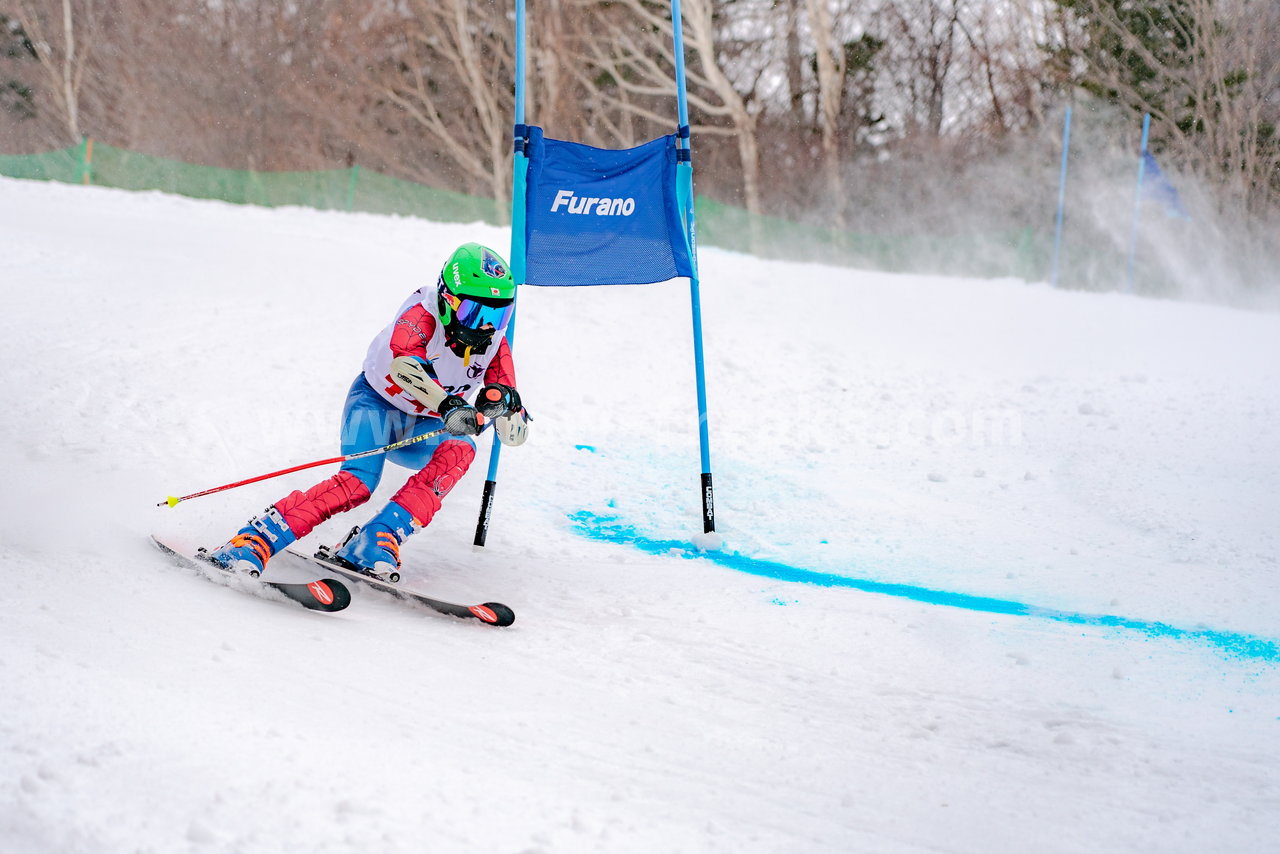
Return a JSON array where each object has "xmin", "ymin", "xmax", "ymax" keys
[
  {"xmin": 282, "ymin": 545, "xmax": 515, "ymax": 627},
  {"xmin": 150, "ymin": 534, "xmax": 352, "ymax": 613}
]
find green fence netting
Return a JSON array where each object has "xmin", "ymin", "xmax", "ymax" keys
[
  {"xmin": 2, "ymin": 141, "xmax": 1058, "ymax": 283},
  {"xmin": 0, "ymin": 143, "xmax": 83, "ymax": 183},
  {"xmin": 0, "ymin": 141, "xmax": 505, "ymax": 224},
  {"xmin": 350, "ymin": 166, "xmax": 502, "ymax": 224},
  {"xmin": 692, "ymin": 196, "xmax": 1042, "ymax": 281}
]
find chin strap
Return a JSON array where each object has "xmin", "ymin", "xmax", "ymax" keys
[{"xmin": 444, "ymin": 318, "xmax": 494, "ymax": 365}]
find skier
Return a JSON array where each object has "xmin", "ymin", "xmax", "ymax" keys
[{"xmin": 207, "ymin": 242, "xmax": 527, "ymax": 580}]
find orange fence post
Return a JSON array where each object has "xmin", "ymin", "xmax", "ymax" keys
[{"xmin": 79, "ymin": 137, "xmax": 94, "ymax": 185}]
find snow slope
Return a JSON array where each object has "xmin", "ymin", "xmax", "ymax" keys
[{"xmin": 2, "ymin": 176, "xmax": 1278, "ymax": 853}]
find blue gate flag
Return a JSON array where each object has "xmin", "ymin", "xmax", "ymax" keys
[
  {"xmin": 1140, "ymin": 152, "xmax": 1190, "ymax": 220},
  {"xmin": 521, "ymin": 125, "xmax": 695, "ymax": 286}
]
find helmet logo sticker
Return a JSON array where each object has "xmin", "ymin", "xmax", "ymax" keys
[{"xmin": 481, "ymin": 248, "xmax": 507, "ymax": 279}]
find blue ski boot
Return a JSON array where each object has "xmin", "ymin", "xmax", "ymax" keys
[
  {"xmin": 333, "ymin": 501, "xmax": 418, "ymax": 583},
  {"xmin": 206, "ymin": 507, "xmax": 297, "ymax": 577}
]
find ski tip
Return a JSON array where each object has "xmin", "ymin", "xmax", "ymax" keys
[
  {"xmin": 305, "ymin": 578, "xmax": 353, "ymax": 611},
  {"xmin": 475, "ymin": 602, "xmax": 516, "ymax": 627}
]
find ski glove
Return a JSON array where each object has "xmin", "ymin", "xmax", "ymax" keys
[
  {"xmin": 477, "ymin": 383, "xmax": 522, "ymax": 418},
  {"xmin": 494, "ymin": 410, "xmax": 528, "ymax": 447},
  {"xmin": 437, "ymin": 395, "xmax": 483, "ymax": 436}
]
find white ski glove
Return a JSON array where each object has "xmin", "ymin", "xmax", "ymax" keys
[{"xmin": 494, "ymin": 409, "xmax": 528, "ymax": 447}]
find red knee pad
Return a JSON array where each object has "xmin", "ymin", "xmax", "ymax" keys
[
  {"xmin": 276, "ymin": 470, "xmax": 372, "ymax": 538},
  {"xmin": 392, "ymin": 439, "xmax": 476, "ymax": 526}
]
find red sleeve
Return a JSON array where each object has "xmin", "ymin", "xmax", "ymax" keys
[
  {"xmin": 484, "ymin": 336, "xmax": 517, "ymax": 387},
  {"xmin": 389, "ymin": 303, "xmax": 437, "ymax": 360}
]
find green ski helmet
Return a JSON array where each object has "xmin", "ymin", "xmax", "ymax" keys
[{"xmin": 436, "ymin": 243, "xmax": 515, "ymax": 354}]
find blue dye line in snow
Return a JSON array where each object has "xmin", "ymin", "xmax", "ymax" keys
[{"xmin": 568, "ymin": 511, "xmax": 1280, "ymax": 665}]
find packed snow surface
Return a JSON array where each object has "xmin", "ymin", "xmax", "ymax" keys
[{"xmin": 2, "ymin": 177, "xmax": 1278, "ymax": 853}]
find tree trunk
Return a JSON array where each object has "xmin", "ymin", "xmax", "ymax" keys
[
  {"xmin": 60, "ymin": 0, "xmax": 79, "ymax": 140},
  {"xmin": 805, "ymin": 0, "xmax": 847, "ymax": 227}
]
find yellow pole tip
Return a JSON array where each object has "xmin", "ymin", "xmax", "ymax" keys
[{"xmin": 165, "ymin": 496, "xmax": 181, "ymax": 508}]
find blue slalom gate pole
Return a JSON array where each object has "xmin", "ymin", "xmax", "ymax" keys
[
  {"xmin": 671, "ymin": 0, "xmax": 716, "ymax": 533},
  {"xmin": 474, "ymin": 0, "xmax": 529, "ymax": 547},
  {"xmin": 1049, "ymin": 104, "xmax": 1072, "ymax": 288},
  {"xmin": 1125, "ymin": 113, "xmax": 1151, "ymax": 294}
]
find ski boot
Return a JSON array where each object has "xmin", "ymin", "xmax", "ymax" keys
[
  {"xmin": 205, "ymin": 507, "xmax": 297, "ymax": 577},
  {"xmin": 332, "ymin": 501, "xmax": 418, "ymax": 583}
]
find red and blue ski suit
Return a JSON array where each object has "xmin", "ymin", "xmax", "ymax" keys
[{"xmin": 272, "ymin": 291, "xmax": 516, "ymax": 540}]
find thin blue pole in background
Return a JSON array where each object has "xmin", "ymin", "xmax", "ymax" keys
[
  {"xmin": 671, "ymin": 0, "xmax": 716, "ymax": 534},
  {"xmin": 672, "ymin": 0, "xmax": 691, "ymax": 136},
  {"xmin": 1125, "ymin": 113, "xmax": 1151, "ymax": 294},
  {"xmin": 474, "ymin": 0, "xmax": 528, "ymax": 547},
  {"xmin": 509, "ymin": 0, "xmax": 528, "ymax": 288},
  {"xmin": 1049, "ymin": 104, "xmax": 1072, "ymax": 288}
]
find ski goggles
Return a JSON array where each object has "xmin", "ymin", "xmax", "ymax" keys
[{"xmin": 440, "ymin": 287, "xmax": 514, "ymax": 331}]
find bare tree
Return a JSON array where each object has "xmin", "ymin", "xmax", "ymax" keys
[
  {"xmin": 876, "ymin": 0, "xmax": 962, "ymax": 138},
  {"xmin": 1055, "ymin": 0, "xmax": 1280, "ymax": 217},
  {"xmin": 804, "ymin": 0, "xmax": 849, "ymax": 225},
  {"xmin": 565, "ymin": 0, "xmax": 765, "ymax": 216},
  {"xmin": 12, "ymin": 0, "xmax": 95, "ymax": 144},
  {"xmin": 359, "ymin": 0, "xmax": 516, "ymax": 212},
  {"xmin": 952, "ymin": 0, "xmax": 1053, "ymax": 135}
]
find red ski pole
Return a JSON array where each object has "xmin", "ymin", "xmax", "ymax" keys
[{"xmin": 159, "ymin": 427, "xmax": 451, "ymax": 508}]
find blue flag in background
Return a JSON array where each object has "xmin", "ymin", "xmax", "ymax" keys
[
  {"xmin": 1141, "ymin": 152, "xmax": 1190, "ymax": 220},
  {"xmin": 521, "ymin": 126, "xmax": 695, "ymax": 286}
]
